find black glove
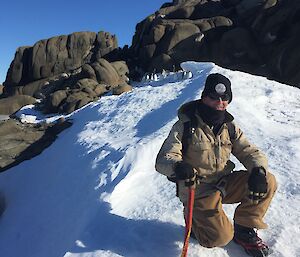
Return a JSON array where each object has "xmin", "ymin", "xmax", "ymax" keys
[
  {"xmin": 174, "ymin": 161, "xmax": 195, "ymax": 180},
  {"xmin": 248, "ymin": 167, "xmax": 268, "ymax": 204}
]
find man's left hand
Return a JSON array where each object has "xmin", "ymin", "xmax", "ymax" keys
[{"xmin": 248, "ymin": 167, "xmax": 268, "ymax": 204}]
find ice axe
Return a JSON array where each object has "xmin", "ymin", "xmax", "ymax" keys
[{"xmin": 180, "ymin": 175, "xmax": 196, "ymax": 257}]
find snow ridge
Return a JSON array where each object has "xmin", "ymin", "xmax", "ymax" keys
[{"xmin": 0, "ymin": 62, "xmax": 299, "ymax": 257}]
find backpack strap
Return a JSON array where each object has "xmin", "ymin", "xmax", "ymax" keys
[
  {"xmin": 182, "ymin": 115, "xmax": 197, "ymax": 157},
  {"xmin": 167, "ymin": 115, "xmax": 198, "ymax": 184},
  {"xmin": 226, "ymin": 121, "xmax": 236, "ymax": 143}
]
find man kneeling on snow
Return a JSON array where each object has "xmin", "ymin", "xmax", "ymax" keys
[{"xmin": 155, "ymin": 73, "xmax": 277, "ymax": 257}]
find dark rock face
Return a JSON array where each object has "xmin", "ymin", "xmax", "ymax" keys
[
  {"xmin": 131, "ymin": 0, "xmax": 300, "ymax": 88},
  {"xmin": 0, "ymin": 119, "xmax": 72, "ymax": 173}
]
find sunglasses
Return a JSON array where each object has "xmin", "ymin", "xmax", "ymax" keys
[{"xmin": 208, "ymin": 94, "xmax": 230, "ymax": 101}]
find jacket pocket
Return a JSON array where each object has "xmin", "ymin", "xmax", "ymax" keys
[
  {"xmin": 189, "ymin": 141, "xmax": 214, "ymax": 170},
  {"xmin": 221, "ymin": 140, "xmax": 232, "ymax": 161},
  {"xmin": 191, "ymin": 140, "xmax": 211, "ymax": 152}
]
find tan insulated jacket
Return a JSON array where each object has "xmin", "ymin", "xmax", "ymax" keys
[{"xmin": 155, "ymin": 100, "xmax": 268, "ymax": 185}]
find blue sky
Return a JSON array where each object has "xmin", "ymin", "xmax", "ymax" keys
[{"xmin": 0, "ymin": 0, "xmax": 167, "ymax": 84}]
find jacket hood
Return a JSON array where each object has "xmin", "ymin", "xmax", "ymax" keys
[{"xmin": 177, "ymin": 100, "xmax": 234, "ymax": 122}]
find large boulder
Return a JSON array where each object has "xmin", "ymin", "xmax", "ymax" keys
[
  {"xmin": 111, "ymin": 61, "xmax": 130, "ymax": 82},
  {"xmin": 112, "ymin": 83, "xmax": 132, "ymax": 95},
  {"xmin": 155, "ymin": 22, "xmax": 201, "ymax": 55},
  {"xmin": 91, "ymin": 59, "xmax": 120, "ymax": 86},
  {"xmin": 96, "ymin": 31, "xmax": 119, "ymax": 58},
  {"xmin": 4, "ymin": 31, "xmax": 118, "ymax": 89},
  {"xmin": 131, "ymin": 0, "xmax": 300, "ymax": 87},
  {"xmin": 38, "ymin": 58, "xmax": 130, "ymax": 114},
  {"xmin": 0, "ymin": 95, "xmax": 37, "ymax": 115},
  {"xmin": 61, "ymin": 91, "xmax": 93, "ymax": 114},
  {"xmin": 0, "ymin": 119, "xmax": 72, "ymax": 172},
  {"xmin": 132, "ymin": 12, "xmax": 233, "ymax": 72},
  {"xmin": 217, "ymin": 27, "xmax": 263, "ymax": 73},
  {"xmin": 42, "ymin": 78, "xmax": 112, "ymax": 114},
  {"xmin": 44, "ymin": 90, "xmax": 68, "ymax": 113},
  {"xmin": 2, "ymin": 30, "xmax": 131, "ymax": 114},
  {"xmin": 149, "ymin": 53, "xmax": 175, "ymax": 72}
]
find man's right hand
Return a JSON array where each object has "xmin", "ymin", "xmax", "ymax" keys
[{"xmin": 174, "ymin": 161, "xmax": 195, "ymax": 180}]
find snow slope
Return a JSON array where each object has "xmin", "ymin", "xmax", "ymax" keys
[{"xmin": 0, "ymin": 62, "xmax": 299, "ymax": 257}]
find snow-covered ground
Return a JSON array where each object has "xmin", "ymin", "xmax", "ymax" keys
[{"xmin": 0, "ymin": 62, "xmax": 299, "ymax": 257}]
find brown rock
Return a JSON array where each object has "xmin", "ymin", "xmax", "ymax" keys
[
  {"xmin": 49, "ymin": 90, "xmax": 68, "ymax": 109},
  {"xmin": 60, "ymin": 91, "xmax": 93, "ymax": 114},
  {"xmin": 75, "ymin": 78, "xmax": 99, "ymax": 90},
  {"xmin": 96, "ymin": 31, "xmax": 118, "ymax": 57},
  {"xmin": 94, "ymin": 84, "xmax": 109, "ymax": 96},
  {"xmin": 4, "ymin": 46, "xmax": 31, "ymax": 87},
  {"xmin": 81, "ymin": 64, "xmax": 97, "ymax": 81},
  {"xmin": 218, "ymin": 27, "xmax": 262, "ymax": 68},
  {"xmin": 149, "ymin": 54, "xmax": 175, "ymax": 72},
  {"xmin": 111, "ymin": 61, "xmax": 129, "ymax": 78},
  {"xmin": 82, "ymin": 87, "xmax": 97, "ymax": 98},
  {"xmin": 0, "ymin": 95, "xmax": 37, "ymax": 115},
  {"xmin": 76, "ymin": 97, "xmax": 94, "ymax": 110},
  {"xmin": 152, "ymin": 24, "xmax": 166, "ymax": 43},
  {"xmin": 91, "ymin": 59, "xmax": 120, "ymax": 86},
  {"xmin": 139, "ymin": 44, "xmax": 157, "ymax": 61},
  {"xmin": 170, "ymin": 32, "xmax": 206, "ymax": 62},
  {"xmin": 112, "ymin": 83, "xmax": 132, "ymax": 95},
  {"xmin": 157, "ymin": 22, "xmax": 200, "ymax": 53},
  {"xmin": 130, "ymin": 0, "xmax": 300, "ymax": 88},
  {"xmin": 4, "ymin": 31, "xmax": 118, "ymax": 89},
  {"xmin": 65, "ymin": 91, "xmax": 89, "ymax": 104},
  {"xmin": 0, "ymin": 119, "xmax": 72, "ymax": 172},
  {"xmin": 166, "ymin": 6, "xmax": 195, "ymax": 19}
]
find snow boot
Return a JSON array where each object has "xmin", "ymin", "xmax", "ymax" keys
[{"xmin": 233, "ymin": 223, "xmax": 271, "ymax": 257}]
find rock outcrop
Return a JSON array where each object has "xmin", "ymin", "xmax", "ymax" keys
[
  {"xmin": 2, "ymin": 31, "xmax": 131, "ymax": 115},
  {"xmin": 4, "ymin": 31, "xmax": 118, "ymax": 89},
  {"xmin": 131, "ymin": 0, "xmax": 300, "ymax": 88},
  {"xmin": 0, "ymin": 95, "xmax": 37, "ymax": 115},
  {"xmin": 0, "ymin": 119, "xmax": 72, "ymax": 173},
  {"xmin": 0, "ymin": 30, "xmax": 133, "ymax": 172}
]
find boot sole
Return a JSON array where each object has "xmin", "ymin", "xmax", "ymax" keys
[{"xmin": 233, "ymin": 238, "xmax": 273, "ymax": 257}]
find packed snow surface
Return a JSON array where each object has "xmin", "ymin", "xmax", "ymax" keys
[{"xmin": 0, "ymin": 62, "xmax": 300, "ymax": 257}]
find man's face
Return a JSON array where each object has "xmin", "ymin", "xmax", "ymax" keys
[{"xmin": 202, "ymin": 96, "xmax": 229, "ymax": 111}]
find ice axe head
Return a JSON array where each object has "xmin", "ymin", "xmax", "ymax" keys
[{"xmin": 185, "ymin": 174, "xmax": 196, "ymax": 188}]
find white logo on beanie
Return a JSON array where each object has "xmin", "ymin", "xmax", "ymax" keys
[{"xmin": 215, "ymin": 83, "xmax": 226, "ymax": 94}]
